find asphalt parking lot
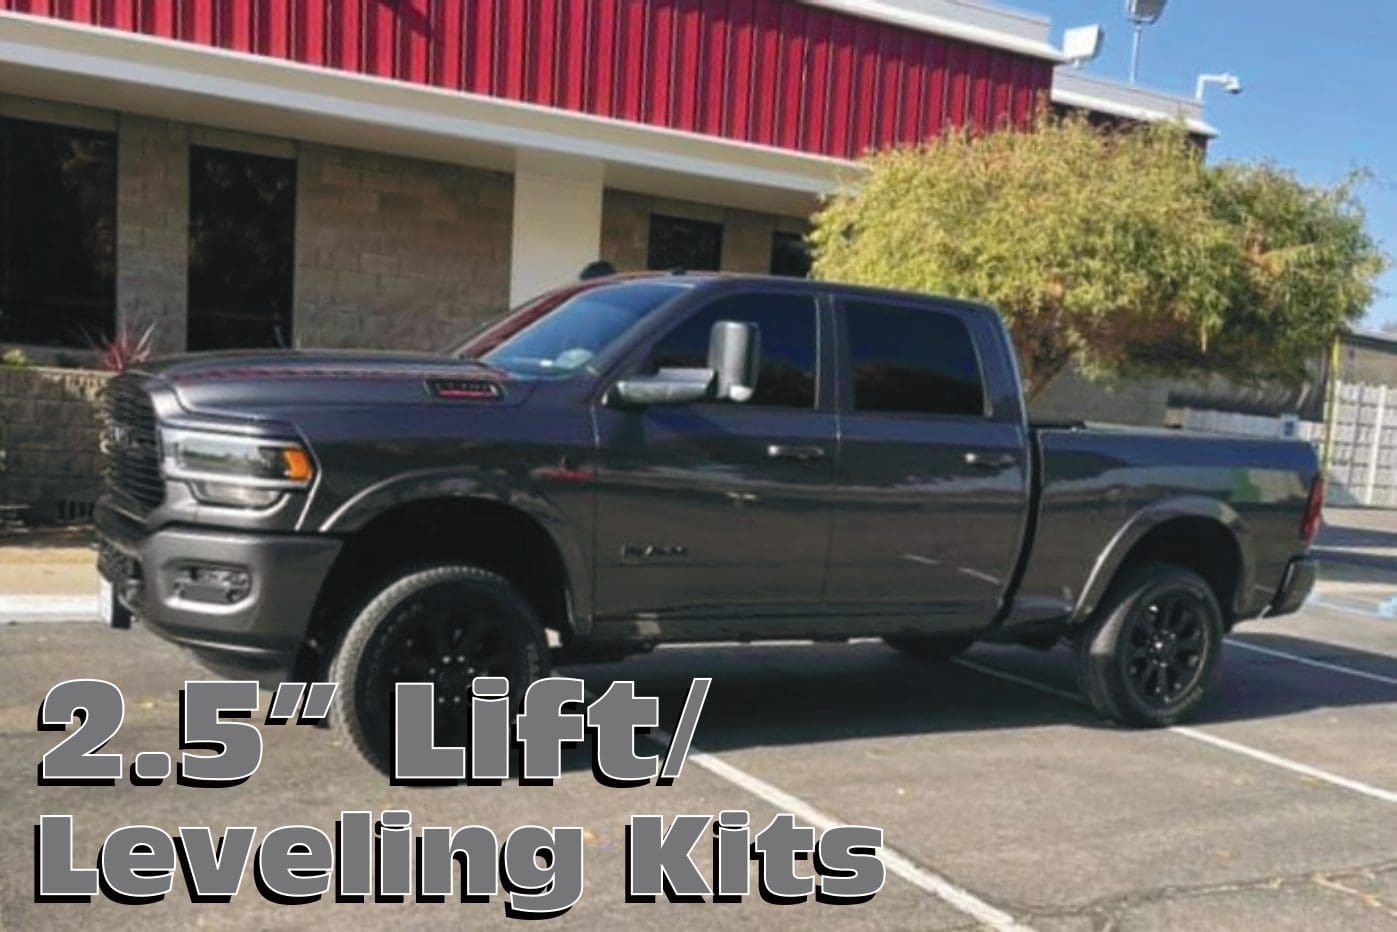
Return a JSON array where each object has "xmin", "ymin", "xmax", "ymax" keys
[{"xmin": 2, "ymin": 532, "xmax": 1395, "ymax": 930}]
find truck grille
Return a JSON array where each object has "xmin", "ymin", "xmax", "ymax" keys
[{"xmin": 103, "ymin": 375, "xmax": 165, "ymax": 513}]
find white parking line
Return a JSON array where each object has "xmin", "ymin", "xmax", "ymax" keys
[
  {"xmin": 953, "ymin": 658, "xmax": 1397, "ymax": 806},
  {"xmin": 1169, "ymin": 727, "xmax": 1397, "ymax": 805},
  {"xmin": 688, "ymin": 750, "xmax": 1035, "ymax": 931},
  {"xmin": 1227, "ymin": 638, "xmax": 1397, "ymax": 688},
  {"xmin": 614, "ymin": 691, "xmax": 1035, "ymax": 931}
]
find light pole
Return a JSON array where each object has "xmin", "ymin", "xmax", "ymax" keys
[{"xmin": 1126, "ymin": 0, "xmax": 1167, "ymax": 84}]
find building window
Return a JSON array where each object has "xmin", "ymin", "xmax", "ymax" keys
[
  {"xmin": 188, "ymin": 146, "xmax": 296, "ymax": 351},
  {"xmin": 0, "ymin": 118, "xmax": 116, "ymax": 347},
  {"xmin": 650, "ymin": 292, "xmax": 818, "ymax": 408},
  {"xmin": 844, "ymin": 301, "xmax": 986, "ymax": 417},
  {"xmin": 770, "ymin": 231, "xmax": 812, "ymax": 278},
  {"xmin": 647, "ymin": 214, "xmax": 722, "ymax": 272}
]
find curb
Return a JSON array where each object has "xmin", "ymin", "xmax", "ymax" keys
[{"xmin": 0, "ymin": 595, "xmax": 100, "ymax": 623}]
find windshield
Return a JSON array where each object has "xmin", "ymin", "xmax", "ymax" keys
[{"xmin": 481, "ymin": 281, "xmax": 692, "ymax": 377}]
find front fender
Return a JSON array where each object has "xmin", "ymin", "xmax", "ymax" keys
[
  {"xmin": 315, "ymin": 466, "xmax": 594, "ymax": 625},
  {"xmin": 1071, "ymin": 495, "xmax": 1254, "ymax": 624}
]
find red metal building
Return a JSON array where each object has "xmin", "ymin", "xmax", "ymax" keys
[{"xmin": 3, "ymin": 1, "xmax": 1197, "ymax": 357}]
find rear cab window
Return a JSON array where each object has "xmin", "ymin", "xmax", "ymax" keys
[{"xmin": 840, "ymin": 299, "xmax": 987, "ymax": 417}]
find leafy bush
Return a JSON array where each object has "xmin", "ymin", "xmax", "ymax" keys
[{"xmin": 811, "ymin": 115, "xmax": 1386, "ymax": 397}]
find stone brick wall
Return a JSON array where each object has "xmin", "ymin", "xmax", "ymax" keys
[
  {"xmin": 117, "ymin": 116, "xmax": 190, "ymax": 356},
  {"xmin": 294, "ymin": 145, "xmax": 514, "ymax": 351},
  {"xmin": 0, "ymin": 367, "xmax": 109, "ymax": 518},
  {"xmin": 600, "ymin": 189, "xmax": 807, "ymax": 275}
]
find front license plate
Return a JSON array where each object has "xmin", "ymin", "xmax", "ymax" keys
[{"xmin": 98, "ymin": 578, "xmax": 115, "ymax": 626}]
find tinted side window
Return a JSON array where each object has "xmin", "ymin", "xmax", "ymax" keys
[
  {"xmin": 651, "ymin": 292, "xmax": 817, "ymax": 408},
  {"xmin": 844, "ymin": 301, "xmax": 985, "ymax": 417}
]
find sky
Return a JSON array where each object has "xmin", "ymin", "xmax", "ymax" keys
[{"xmin": 1038, "ymin": 0, "xmax": 1397, "ymax": 332}]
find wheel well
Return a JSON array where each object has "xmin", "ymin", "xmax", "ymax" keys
[
  {"xmin": 1111, "ymin": 517, "xmax": 1242, "ymax": 622},
  {"xmin": 293, "ymin": 498, "xmax": 572, "ymax": 681}
]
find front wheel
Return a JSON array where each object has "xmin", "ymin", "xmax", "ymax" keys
[
  {"xmin": 328, "ymin": 564, "xmax": 548, "ymax": 775},
  {"xmin": 1074, "ymin": 563, "xmax": 1224, "ymax": 727}
]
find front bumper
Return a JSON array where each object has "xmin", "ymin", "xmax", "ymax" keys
[
  {"xmin": 95, "ymin": 500, "xmax": 342, "ymax": 665},
  {"xmin": 1268, "ymin": 556, "xmax": 1318, "ymax": 617}
]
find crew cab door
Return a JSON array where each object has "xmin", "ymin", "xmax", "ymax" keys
[
  {"xmin": 826, "ymin": 297, "xmax": 1031, "ymax": 631},
  {"xmin": 592, "ymin": 288, "xmax": 835, "ymax": 624}
]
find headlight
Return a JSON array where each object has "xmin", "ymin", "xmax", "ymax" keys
[{"xmin": 162, "ymin": 428, "xmax": 315, "ymax": 508}]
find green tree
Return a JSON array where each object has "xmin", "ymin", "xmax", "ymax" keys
[{"xmin": 810, "ymin": 116, "xmax": 1386, "ymax": 398}]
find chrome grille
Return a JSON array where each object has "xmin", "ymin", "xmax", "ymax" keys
[{"xmin": 103, "ymin": 376, "xmax": 165, "ymax": 513}]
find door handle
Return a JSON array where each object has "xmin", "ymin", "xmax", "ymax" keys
[
  {"xmin": 767, "ymin": 444, "xmax": 826, "ymax": 462},
  {"xmin": 964, "ymin": 451, "xmax": 1017, "ymax": 470}
]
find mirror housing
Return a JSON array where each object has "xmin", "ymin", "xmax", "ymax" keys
[
  {"xmin": 611, "ymin": 368, "xmax": 715, "ymax": 406},
  {"xmin": 610, "ymin": 320, "xmax": 761, "ymax": 407},
  {"xmin": 708, "ymin": 320, "xmax": 761, "ymax": 402}
]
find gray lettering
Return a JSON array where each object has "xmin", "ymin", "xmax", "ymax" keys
[
  {"xmin": 100, "ymin": 825, "xmax": 175, "ymax": 902},
  {"xmin": 394, "ymin": 683, "xmax": 465, "ymax": 781},
  {"xmin": 502, "ymin": 825, "xmax": 583, "ymax": 917},
  {"xmin": 515, "ymin": 678, "xmax": 585, "ymax": 782},
  {"xmin": 587, "ymin": 680, "xmax": 659, "ymax": 784},
  {"xmin": 254, "ymin": 826, "xmax": 332, "ymax": 901},
  {"xmin": 753, "ymin": 814, "xmax": 815, "ymax": 902},
  {"xmin": 176, "ymin": 826, "xmax": 255, "ymax": 899},
  {"xmin": 419, "ymin": 825, "xmax": 499, "ymax": 899},
  {"xmin": 816, "ymin": 826, "xmax": 885, "ymax": 902},
  {"xmin": 627, "ymin": 814, "xmax": 711, "ymax": 900},
  {"xmin": 36, "ymin": 815, "xmax": 98, "ymax": 899}
]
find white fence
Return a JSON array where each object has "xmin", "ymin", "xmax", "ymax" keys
[
  {"xmin": 1169, "ymin": 380, "xmax": 1396, "ymax": 508},
  {"xmin": 1326, "ymin": 382, "xmax": 1396, "ymax": 507}
]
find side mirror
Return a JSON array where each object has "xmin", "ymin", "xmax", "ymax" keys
[
  {"xmin": 611, "ymin": 368, "xmax": 715, "ymax": 406},
  {"xmin": 708, "ymin": 320, "xmax": 761, "ymax": 403}
]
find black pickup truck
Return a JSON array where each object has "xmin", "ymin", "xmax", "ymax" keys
[{"xmin": 96, "ymin": 274, "xmax": 1321, "ymax": 771}]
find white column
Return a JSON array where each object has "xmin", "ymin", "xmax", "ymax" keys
[{"xmin": 509, "ymin": 152, "xmax": 605, "ymax": 306}]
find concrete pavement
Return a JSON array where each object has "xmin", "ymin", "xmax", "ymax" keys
[{"xmin": 2, "ymin": 509, "xmax": 1395, "ymax": 928}]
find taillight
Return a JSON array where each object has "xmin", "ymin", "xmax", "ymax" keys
[{"xmin": 1300, "ymin": 475, "xmax": 1324, "ymax": 543}]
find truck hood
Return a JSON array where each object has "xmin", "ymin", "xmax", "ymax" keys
[{"xmin": 139, "ymin": 349, "xmax": 536, "ymax": 416}]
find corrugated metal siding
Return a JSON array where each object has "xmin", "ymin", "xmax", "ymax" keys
[{"xmin": 3, "ymin": 0, "xmax": 1053, "ymax": 158}]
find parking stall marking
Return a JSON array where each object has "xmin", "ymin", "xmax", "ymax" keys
[
  {"xmin": 953, "ymin": 658, "xmax": 1397, "ymax": 806},
  {"xmin": 1227, "ymin": 638, "xmax": 1397, "ymax": 688},
  {"xmin": 614, "ymin": 692, "xmax": 1038, "ymax": 932}
]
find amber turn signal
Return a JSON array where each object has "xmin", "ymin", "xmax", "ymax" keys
[{"xmin": 282, "ymin": 447, "xmax": 315, "ymax": 483}]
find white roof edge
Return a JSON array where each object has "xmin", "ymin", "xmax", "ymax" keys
[
  {"xmin": 1052, "ymin": 69, "xmax": 1219, "ymax": 138},
  {"xmin": 799, "ymin": 0, "xmax": 1066, "ymax": 62}
]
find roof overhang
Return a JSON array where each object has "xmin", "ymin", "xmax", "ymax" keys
[
  {"xmin": 0, "ymin": 12, "xmax": 857, "ymax": 216},
  {"xmin": 802, "ymin": 0, "xmax": 1065, "ymax": 62},
  {"xmin": 1052, "ymin": 69, "xmax": 1219, "ymax": 138}
]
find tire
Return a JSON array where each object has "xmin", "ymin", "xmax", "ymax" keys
[
  {"xmin": 883, "ymin": 634, "xmax": 976, "ymax": 662},
  {"xmin": 328, "ymin": 564, "xmax": 549, "ymax": 775},
  {"xmin": 1074, "ymin": 563, "xmax": 1223, "ymax": 728}
]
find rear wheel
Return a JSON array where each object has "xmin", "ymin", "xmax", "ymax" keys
[
  {"xmin": 328, "ymin": 564, "xmax": 548, "ymax": 774},
  {"xmin": 1074, "ymin": 563, "xmax": 1223, "ymax": 727},
  {"xmin": 883, "ymin": 634, "xmax": 976, "ymax": 663}
]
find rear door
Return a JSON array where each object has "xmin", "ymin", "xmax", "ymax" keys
[
  {"xmin": 592, "ymin": 286, "xmax": 836, "ymax": 623},
  {"xmin": 826, "ymin": 296, "xmax": 1031, "ymax": 631}
]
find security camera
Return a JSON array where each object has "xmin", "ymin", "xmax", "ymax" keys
[{"xmin": 1196, "ymin": 73, "xmax": 1243, "ymax": 101}]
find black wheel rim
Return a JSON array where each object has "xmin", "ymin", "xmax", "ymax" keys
[
  {"xmin": 371, "ymin": 586, "xmax": 518, "ymax": 743},
  {"xmin": 1123, "ymin": 589, "xmax": 1209, "ymax": 709}
]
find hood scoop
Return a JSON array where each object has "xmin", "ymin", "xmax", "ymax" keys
[{"xmin": 426, "ymin": 378, "xmax": 506, "ymax": 401}]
